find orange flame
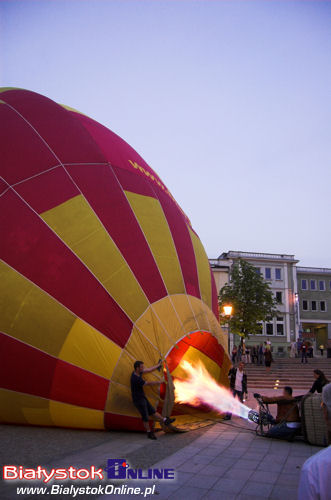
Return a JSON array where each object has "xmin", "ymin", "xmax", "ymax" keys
[{"xmin": 174, "ymin": 360, "xmax": 250, "ymax": 419}]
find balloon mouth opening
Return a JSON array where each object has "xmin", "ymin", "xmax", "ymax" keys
[{"xmin": 159, "ymin": 330, "xmax": 229, "ymax": 416}]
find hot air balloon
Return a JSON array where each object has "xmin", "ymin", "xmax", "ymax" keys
[{"xmin": 0, "ymin": 88, "xmax": 230, "ymax": 430}]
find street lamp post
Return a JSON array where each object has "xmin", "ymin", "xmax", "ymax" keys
[{"xmin": 222, "ymin": 304, "xmax": 233, "ymax": 354}]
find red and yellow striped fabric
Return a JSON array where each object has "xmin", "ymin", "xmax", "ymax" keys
[{"xmin": 0, "ymin": 88, "xmax": 230, "ymax": 430}]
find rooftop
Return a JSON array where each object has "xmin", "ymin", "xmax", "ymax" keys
[
  {"xmin": 218, "ymin": 250, "xmax": 298, "ymax": 263},
  {"xmin": 208, "ymin": 258, "xmax": 231, "ymax": 268},
  {"xmin": 297, "ymin": 266, "xmax": 331, "ymax": 275}
]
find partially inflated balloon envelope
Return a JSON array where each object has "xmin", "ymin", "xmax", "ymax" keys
[{"xmin": 0, "ymin": 88, "xmax": 231, "ymax": 430}]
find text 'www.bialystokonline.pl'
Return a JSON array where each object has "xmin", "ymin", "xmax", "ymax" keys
[{"xmin": 16, "ymin": 484, "xmax": 156, "ymax": 497}]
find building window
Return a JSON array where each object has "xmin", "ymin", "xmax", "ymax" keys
[
  {"xmin": 255, "ymin": 267, "xmax": 261, "ymax": 275},
  {"xmin": 277, "ymin": 324, "xmax": 284, "ymax": 335},
  {"xmin": 302, "ymin": 300, "xmax": 308, "ymax": 311},
  {"xmin": 319, "ymin": 280, "xmax": 325, "ymax": 291},
  {"xmin": 320, "ymin": 301, "xmax": 326, "ymax": 312},
  {"xmin": 265, "ymin": 268, "xmax": 271, "ymax": 280},
  {"xmin": 256, "ymin": 323, "xmax": 263, "ymax": 334},
  {"xmin": 276, "ymin": 317, "xmax": 284, "ymax": 336},
  {"xmin": 311, "ymin": 300, "xmax": 317, "ymax": 311},
  {"xmin": 301, "ymin": 279, "xmax": 307, "ymax": 290},
  {"xmin": 266, "ymin": 323, "xmax": 274, "ymax": 335},
  {"xmin": 310, "ymin": 280, "xmax": 316, "ymax": 290},
  {"xmin": 275, "ymin": 268, "xmax": 281, "ymax": 280},
  {"xmin": 276, "ymin": 292, "xmax": 282, "ymax": 304}
]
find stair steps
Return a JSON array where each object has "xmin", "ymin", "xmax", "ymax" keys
[{"xmin": 244, "ymin": 358, "xmax": 331, "ymax": 390}]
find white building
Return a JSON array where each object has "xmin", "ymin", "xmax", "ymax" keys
[{"xmin": 210, "ymin": 251, "xmax": 300, "ymax": 356}]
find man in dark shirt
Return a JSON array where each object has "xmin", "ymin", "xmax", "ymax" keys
[
  {"xmin": 131, "ymin": 360, "xmax": 175, "ymax": 440},
  {"xmin": 255, "ymin": 386, "xmax": 301, "ymax": 440}
]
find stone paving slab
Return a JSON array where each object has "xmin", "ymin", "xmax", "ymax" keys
[
  {"xmin": 136, "ymin": 419, "xmax": 324, "ymax": 500},
  {"xmin": 0, "ymin": 406, "xmax": 325, "ymax": 500}
]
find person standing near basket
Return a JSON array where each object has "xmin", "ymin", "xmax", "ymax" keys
[
  {"xmin": 224, "ymin": 362, "xmax": 248, "ymax": 420},
  {"xmin": 264, "ymin": 348, "xmax": 273, "ymax": 373}
]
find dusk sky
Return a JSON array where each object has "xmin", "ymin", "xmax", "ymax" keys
[{"xmin": 1, "ymin": 0, "xmax": 330, "ymax": 267}]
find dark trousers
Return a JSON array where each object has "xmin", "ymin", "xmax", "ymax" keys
[
  {"xmin": 301, "ymin": 352, "xmax": 308, "ymax": 363},
  {"xmin": 266, "ymin": 423, "xmax": 298, "ymax": 440},
  {"xmin": 225, "ymin": 389, "xmax": 243, "ymax": 420},
  {"xmin": 232, "ymin": 389, "xmax": 244, "ymax": 402}
]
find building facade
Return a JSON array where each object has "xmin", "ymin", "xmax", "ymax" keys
[
  {"xmin": 210, "ymin": 251, "xmax": 300, "ymax": 356},
  {"xmin": 297, "ymin": 267, "xmax": 331, "ymax": 352}
]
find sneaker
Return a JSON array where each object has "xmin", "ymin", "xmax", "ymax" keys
[
  {"xmin": 163, "ymin": 417, "xmax": 176, "ymax": 426},
  {"xmin": 147, "ymin": 431, "xmax": 157, "ymax": 440}
]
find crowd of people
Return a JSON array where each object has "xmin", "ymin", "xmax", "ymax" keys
[
  {"xmin": 231, "ymin": 338, "xmax": 325, "ymax": 369},
  {"xmin": 231, "ymin": 341, "xmax": 274, "ymax": 371},
  {"xmin": 227, "ymin": 357, "xmax": 330, "ymax": 439},
  {"xmin": 224, "ymin": 354, "xmax": 331, "ymax": 499}
]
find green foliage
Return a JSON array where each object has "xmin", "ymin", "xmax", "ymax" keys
[{"xmin": 218, "ymin": 259, "xmax": 277, "ymax": 338}]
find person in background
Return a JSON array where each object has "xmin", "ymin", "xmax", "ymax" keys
[
  {"xmin": 297, "ymin": 339, "xmax": 302, "ymax": 357},
  {"xmin": 290, "ymin": 341, "xmax": 296, "ymax": 359},
  {"xmin": 251, "ymin": 345, "xmax": 258, "ymax": 364},
  {"xmin": 264, "ymin": 348, "xmax": 273, "ymax": 373},
  {"xmin": 309, "ymin": 369, "xmax": 329, "ymax": 394},
  {"xmin": 245, "ymin": 346, "xmax": 251, "ymax": 364},
  {"xmin": 231, "ymin": 345, "xmax": 238, "ymax": 364},
  {"xmin": 308, "ymin": 344, "xmax": 313, "ymax": 358},
  {"xmin": 224, "ymin": 362, "xmax": 248, "ymax": 420},
  {"xmin": 319, "ymin": 344, "xmax": 325, "ymax": 356},
  {"xmin": 298, "ymin": 383, "xmax": 331, "ymax": 499},
  {"xmin": 237, "ymin": 344, "xmax": 242, "ymax": 362},
  {"xmin": 258, "ymin": 343, "xmax": 264, "ymax": 365},
  {"xmin": 301, "ymin": 341, "xmax": 308, "ymax": 364}
]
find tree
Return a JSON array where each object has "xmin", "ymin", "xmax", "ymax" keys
[{"xmin": 218, "ymin": 259, "xmax": 277, "ymax": 338}]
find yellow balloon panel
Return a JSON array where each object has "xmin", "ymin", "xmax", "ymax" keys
[
  {"xmin": 124, "ymin": 325, "xmax": 160, "ymax": 366},
  {"xmin": 189, "ymin": 228, "xmax": 212, "ymax": 309},
  {"xmin": 125, "ymin": 192, "xmax": 185, "ymax": 295},
  {"xmin": 168, "ymin": 294, "xmax": 200, "ymax": 334},
  {"xmin": 41, "ymin": 194, "xmax": 149, "ymax": 322},
  {"xmin": 106, "ymin": 381, "xmax": 159, "ymax": 417},
  {"xmin": 0, "ymin": 389, "xmax": 53, "ymax": 426},
  {"xmin": 188, "ymin": 295, "xmax": 211, "ymax": 333},
  {"xmin": 218, "ymin": 355, "xmax": 232, "ymax": 388},
  {"xmin": 133, "ymin": 306, "xmax": 174, "ymax": 358},
  {"xmin": 150, "ymin": 297, "xmax": 186, "ymax": 346},
  {"xmin": 58, "ymin": 318, "xmax": 122, "ymax": 380},
  {"xmin": 49, "ymin": 400, "xmax": 104, "ymax": 429},
  {"xmin": 110, "ymin": 350, "xmax": 136, "ymax": 386},
  {"xmin": 0, "ymin": 261, "xmax": 74, "ymax": 357},
  {"xmin": 105, "ymin": 382, "xmax": 138, "ymax": 416},
  {"xmin": 171, "ymin": 346, "xmax": 221, "ymax": 382}
]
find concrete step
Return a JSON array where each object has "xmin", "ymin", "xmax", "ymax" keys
[{"xmin": 241, "ymin": 358, "xmax": 331, "ymax": 389}]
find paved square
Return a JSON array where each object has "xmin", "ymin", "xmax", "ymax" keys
[{"xmin": 0, "ymin": 414, "xmax": 324, "ymax": 500}]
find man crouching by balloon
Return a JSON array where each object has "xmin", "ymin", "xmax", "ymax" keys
[{"xmin": 131, "ymin": 360, "xmax": 176, "ymax": 440}]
